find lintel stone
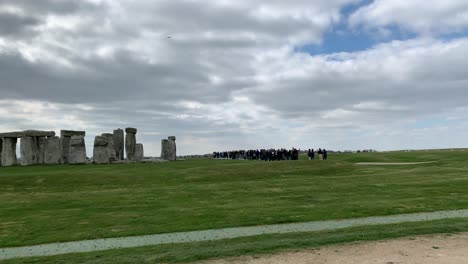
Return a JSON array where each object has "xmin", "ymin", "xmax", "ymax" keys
[{"xmin": 125, "ymin": 128, "xmax": 137, "ymax": 134}]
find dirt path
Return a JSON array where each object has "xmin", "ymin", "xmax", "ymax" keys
[{"xmin": 201, "ymin": 233, "xmax": 468, "ymax": 264}]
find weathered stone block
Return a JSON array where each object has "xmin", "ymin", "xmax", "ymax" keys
[
  {"xmin": 68, "ymin": 135, "xmax": 87, "ymax": 164},
  {"xmin": 60, "ymin": 130, "xmax": 86, "ymax": 137},
  {"xmin": 2, "ymin": 138, "xmax": 17, "ymax": 166},
  {"xmin": 125, "ymin": 132, "xmax": 136, "ymax": 161},
  {"xmin": 161, "ymin": 138, "xmax": 176, "ymax": 161},
  {"xmin": 37, "ymin": 137, "xmax": 46, "ymax": 164},
  {"xmin": 44, "ymin": 137, "xmax": 62, "ymax": 165},
  {"xmin": 20, "ymin": 137, "xmax": 39, "ymax": 166},
  {"xmin": 60, "ymin": 130, "xmax": 86, "ymax": 164},
  {"xmin": 113, "ymin": 129, "xmax": 124, "ymax": 161},
  {"xmin": 93, "ymin": 136, "xmax": 109, "ymax": 164},
  {"xmin": 135, "ymin": 144, "xmax": 144, "ymax": 162},
  {"xmin": 94, "ymin": 136, "xmax": 108, "ymax": 147},
  {"xmin": 125, "ymin": 128, "xmax": 137, "ymax": 134},
  {"xmin": 23, "ymin": 130, "xmax": 55, "ymax": 137},
  {"xmin": 0, "ymin": 131, "xmax": 23, "ymax": 138},
  {"xmin": 102, "ymin": 133, "xmax": 116, "ymax": 162}
]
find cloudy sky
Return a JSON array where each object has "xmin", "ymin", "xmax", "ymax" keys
[{"xmin": 1, "ymin": 0, "xmax": 468, "ymax": 155}]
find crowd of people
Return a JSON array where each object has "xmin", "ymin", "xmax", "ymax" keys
[
  {"xmin": 213, "ymin": 148, "xmax": 328, "ymax": 161},
  {"xmin": 307, "ymin": 148, "xmax": 328, "ymax": 160},
  {"xmin": 213, "ymin": 148, "xmax": 300, "ymax": 161}
]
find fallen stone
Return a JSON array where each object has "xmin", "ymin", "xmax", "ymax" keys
[
  {"xmin": 68, "ymin": 135, "xmax": 87, "ymax": 165},
  {"xmin": 125, "ymin": 128, "xmax": 137, "ymax": 134},
  {"xmin": 93, "ymin": 136, "xmax": 109, "ymax": 164},
  {"xmin": 44, "ymin": 137, "xmax": 62, "ymax": 165},
  {"xmin": 113, "ymin": 129, "xmax": 124, "ymax": 161},
  {"xmin": 102, "ymin": 133, "xmax": 116, "ymax": 162},
  {"xmin": 1, "ymin": 138, "xmax": 17, "ymax": 166},
  {"xmin": 135, "ymin": 144, "xmax": 144, "ymax": 162}
]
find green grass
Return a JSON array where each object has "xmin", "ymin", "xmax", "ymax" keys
[
  {"xmin": 1, "ymin": 150, "xmax": 468, "ymax": 259},
  {"xmin": 3, "ymin": 218, "xmax": 468, "ymax": 264}
]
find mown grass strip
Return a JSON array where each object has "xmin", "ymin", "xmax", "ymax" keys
[{"xmin": 2, "ymin": 209, "xmax": 468, "ymax": 261}]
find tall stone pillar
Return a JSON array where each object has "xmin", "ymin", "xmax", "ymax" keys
[
  {"xmin": 135, "ymin": 143, "xmax": 144, "ymax": 162},
  {"xmin": 20, "ymin": 137, "xmax": 39, "ymax": 166},
  {"xmin": 2, "ymin": 138, "xmax": 18, "ymax": 166},
  {"xmin": 102, "ymin": 133, "xmax": 116, "ymax": 162},
  {"xmin": 60, "ymin": 130, "xmax": 86, "ymax": 164},
  {"xmin": 125, "ymin": 128, "xmax": 137, "ymax": 161},
  {"xmin": 161, "ymin": 136, "xmax": 176, "ymax": 161},
  {"xmin": 68, "ymin": 135, "xmax": 87, "ymax": 164},
  {"xmin": 93, "ymin": 136, "xmax": 109, "ymax": 164},
  {"xmin": 38, "ymin": 137, "xmax": 46, "ymax": 164},
  {"xmin": 113, "ymin": 129, "xmax": 124, "ymax": 161},
  {"xmin": 44, "ymin": 136, "xmax": 62, "ymax": 165}
]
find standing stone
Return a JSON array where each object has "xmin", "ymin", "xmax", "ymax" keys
[
  {"xmin": 44, "ymin": 136, "xmax": 62, "ymax": 165},
  {"xmin": 102, "ymin": 133, "xmax": 116, "ymax": 162},
  {"xmin": 68, "ymin": 135, "xmax": 87, "ymax": 165},
  {"xmin": 20, "ymin": 137, "xmax": 39, "ymax": 166},
  {"xmin": 60, "ymin": 130, "xmax": 86, "ymax": 164},
  {"xmin": 2, "ymin": 138, "xmax": 17, "ymax": 166},
  {"xmin": 113, "ymin": 129, "xmax": 124, "ymax": 161},
  {"xmin": 93, "ymin": 136, "xmax": 109, "ymax": 164},
  {"xmin": 125, "ymin": 128, "xmax": 137, "ymax": 161},
  {"xmin": 37, "ymin": 137, "xmax": 46, "ymax": 164},
  {"xmin": 161, "ymin": 136, "xmax": 176, "ymax": 161},
  {"xmin": 135, "ymin": 144, "xmax": 144, "ymax": 162}
]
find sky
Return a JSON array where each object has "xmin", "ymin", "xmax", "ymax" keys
[{"xmin": 1, "ymin": 0, "xmax": 468, "ymax": 156}]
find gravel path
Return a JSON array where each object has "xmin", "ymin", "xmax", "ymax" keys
[
  {"xmin": 200, "ymin": 233, "xmax": 468, "ymax": 264},
  {"xmin": 1, "ymin": 209, "xmax": 468, "ymax": 261}
]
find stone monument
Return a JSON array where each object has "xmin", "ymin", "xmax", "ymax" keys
[
  {"xmin": 60, "ymin": 130, "xmax": 86, "ymax": 164},
  {"xmin": 113, "ymin": 129, "xmax": 124, "ymax": 161},
  {"xmin": 135, "ymin": 143, "xmax": 144, "ymax": 162},
  {"xmin": 93, "ymin": 136, "xmax": 109, "ymax": 164},
  {"xmin": 68, "ymin": 135, "xmax": 87, "ymax": 164},
  {"xmin": 44, "ymin": 136, "xmax": 62, "ymax": 165},
  {"xmin": 102, "ymin": 133, "xmax": 116, "ymax": 162},
  {"xmin": 125, "ymin": 128, "xmax": 137, "ymax": 161},
  {"xmin": 161, "ymin": 136, "xmax": 176, "ymax": 161}
]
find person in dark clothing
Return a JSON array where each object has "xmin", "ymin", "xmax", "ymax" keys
[{"xmin": 323, "ymin": 149, "xmax": 327, "ymax": 160}]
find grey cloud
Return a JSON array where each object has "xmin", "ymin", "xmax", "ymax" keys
[{"xmin": 0, "ymin": 12, "xmax": 39, "ymax": 37}]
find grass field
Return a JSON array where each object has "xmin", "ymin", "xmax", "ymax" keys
[{"xmin": 1, "ymin": 150, "xmax": 468, "ymax": 263}]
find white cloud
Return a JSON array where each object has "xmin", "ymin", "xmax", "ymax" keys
[{"xmin": 349, "ymin": 0, "xmax": 468, "ymax": 35}]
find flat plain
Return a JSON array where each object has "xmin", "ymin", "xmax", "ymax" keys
[{"xmin": 1, "ymin": 150, "xmax": 468, "ymax": 263}]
